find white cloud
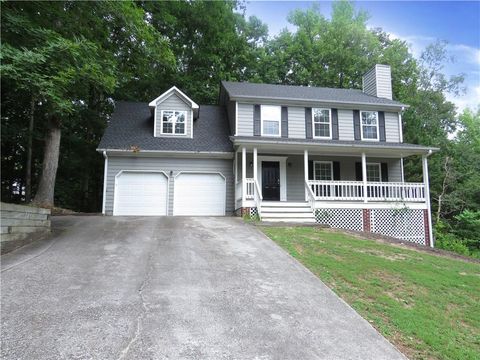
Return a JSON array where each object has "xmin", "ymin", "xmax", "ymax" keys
[{"xmin": 386, "ymin": 31, "xmax": 480, "ymax": 111}]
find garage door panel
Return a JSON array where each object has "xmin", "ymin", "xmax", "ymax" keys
[
  {"xmin": 114, "ymin": 172, "xmax": 168, "ymax": 216},
  {"xmin": 174, "ymin": 173, "xmax": 225, "ymax": 216}
]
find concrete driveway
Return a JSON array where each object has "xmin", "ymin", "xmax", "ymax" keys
[{"xmin": 1, "ymin": 216, "xmax": 405, "ymax": 359}]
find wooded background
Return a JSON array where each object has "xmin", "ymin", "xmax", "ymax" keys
[{"xmin": 1, "ymin": 1, "xmax": 479, "ymax": 256}]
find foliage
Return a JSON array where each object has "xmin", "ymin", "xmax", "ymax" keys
[
  {"xmin": 0, "ymin": 0, "xmax": 478, "ymax": 243},
  {"xmin": 262, "ymin": 226, "xmax": 480, "ymax": 360}
]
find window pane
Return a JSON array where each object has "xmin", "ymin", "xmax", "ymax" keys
[
  {"xmin": 315, "ymin": 163, "xmax": 332, "ymax": 180},
  {"xmin": 313, "ymin": 109, "xmax": 330, "ymax": 123},
  {"xmin": 367, "ymin": 164, "xmax": 381, "ymax": 182},
  {"xmin": 163, "ymin": 122, "xmax": 173, "ymax": 133},
  {"xmin": 362, "ymin": 111, "xmax": 377, "ymax": 125},
  {"xmin": 261, "ymin": 105, "xmax": 281, "ymax": 120},
  {"xmin": 315, "ymin": 123, "xmax": 330, "ymax": 137},
  {"xmin": 175, "ymin": 122, "xmax": 185, "ymax": 134},
  {"xmin": 363, "ymin": 125, "xmax": 377, "ymax": 139},
  {"xmin": 175, "ymin": 111, "xmax": 185, "ymax": 123},
  {"xmin": 263, "ymin": 120, "xmax": 279, "ymax": 135}
]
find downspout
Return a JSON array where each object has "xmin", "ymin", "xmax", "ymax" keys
[{"xmin": 102, "ymin": 151, "xmax": 108, "ymax": 215}]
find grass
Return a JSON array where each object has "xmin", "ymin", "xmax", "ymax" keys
[{"xmin": 261, "ymin": 226, "xmax": 480, "ymax": 360}]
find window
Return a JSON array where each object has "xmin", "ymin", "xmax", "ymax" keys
[
  {"xmin": 161, "ymin": 110, "xmax": 186, "ymax": 135},
  {"xmin": 314, "ymin": 161, "xmax": 333, "ymax": 180},
  {"xmin": 313, "ymin": 108, "xmax": 331, "ymax": 138},
  {"xmin": 361, "ymin": 111, "xmax": 379, "ymax": 140},
  {"xmin": 261, "ymin": 105, "xmax": 281, "ymax": 136},
  {"xmin": 366, "ymin": 163, "xmax": 381, "ymax": 182}
]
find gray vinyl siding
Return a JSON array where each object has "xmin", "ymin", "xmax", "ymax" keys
[
  {"xmin": 105, "ymin": 156, "xmax": 234, "ymax": 216},
  {"xmin": 385, "ymin": 112, "xmax": 400, "ymax": 142},
  {"xmin": 338, "ymin": 109, "xmax": 354, "ymax": 141},
  {"xmin": 362, "ymin": 67, "xmax": 377, "ymax": 98},
  {"xmin": 287, "ymin": 107, "xmax": 306, "ymax": 138},
  {"xmin": 155, "ymin": 93, "xmax": 192, "ymax": 138},
  {"xmin": 237, "ymin": 103, "xmax": 254, "ymax": 136},
  {"xmin": 362, "ymin": 64, "xmax": 392, "ymax": 100},
  {"xmin": 286, "ymin": 155, "xmax": 304, "ymax": 201},
  {"xmin": 236, "ymin": 102, "xmax": 400, "ymax": 142},
  {"xmin": 375, "ymin": 65, "xmax": 393, "ymax": 100}
]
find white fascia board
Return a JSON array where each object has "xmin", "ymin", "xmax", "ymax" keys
[
  {"xmin": 96, "ymin": 149, "xmax": 234, "ymax": 159},
  {"xmin": 148, "ymin": 86, "xmax": 199, "ymax": 109},
  {"xmin": 228, "ymin": 95, "xmax": 409, "ymax": 110}
]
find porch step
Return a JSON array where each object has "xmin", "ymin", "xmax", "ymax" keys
[
  {"xmin": 261, "ymin": 207, "xmax": 312, "ymax": 213},
  {"xmin": 262, "ymin": 212, "xmax": 315, "ymax": 218},
  {"xmin": 262, "ymin": 201, "xmax": 309, "ymax": 207},
  {"xmin": 260, "ymin": 201, "xmax": 315, "ymax": 223},
  {"xmin": 261, "ymin": 217, "xmax": 316, "ymax": 223}
]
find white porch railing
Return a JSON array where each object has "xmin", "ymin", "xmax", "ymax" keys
[
  {"xmin": 253, "ymin": 179, "xmax": 263, "ymax": 217},
  {"xmin": 245, "ymin": 178, "xmax": 255, "ymax": 199},
  {"xmin": 307, "ymin": 180, "xmax": 425, "ymax": 202},
  {"xmin": 305, "ymin": 180, "xmax": 316, "ymax": 212}
]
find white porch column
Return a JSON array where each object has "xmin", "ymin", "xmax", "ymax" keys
[
  {"xmin": 400, "ymin": 156, "xmax": 405, "ymax": 183},
  {"xmin": 234, "ymin": 151, "xmax": 238, "ymax": 184},
  {"xmin": 242, "ymin": 147, "xmax": 247, "ymax": 203},
  {"xmin": 422, "ymin": 154, "xmax": 434, "ymax": 247},
  {"xmin": 253, "ymin": 148, "xmax": 258, "ymax": 182},
  {"xmin": 362, "ymin": 152, "xmax": 368, "ymax": 203},
  {"xmin": 304, "ymin": 150, "xmax": 309, "ymax": 200}
]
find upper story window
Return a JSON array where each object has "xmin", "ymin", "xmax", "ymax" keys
[
  {"xmin": 314, "ymin": 161, "xmax": 333, "ymax": 180},
  {"xmin": 312, "ymin": 108, "xmax": 331, "ymax": 138},
  {"xmin": 366, "ymin": 163, "xmax": 381, "ymax": 182},
  {"xmin": 361, "ymin": 111, "xmax": 379, "ymax": 140},
  {"xmin": 161, "ymin": 110, "xmax": 186, "ymax": 135},
  {"xmin": 261, "ymin": 105, "xmax": 281, "ymax": 136}
]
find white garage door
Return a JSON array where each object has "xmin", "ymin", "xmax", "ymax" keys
[
  {"xmin": 114, "ymin": 172, "xmax": 168, "ymax": 216},
  {"xmin": 174, "ymin": 173, "xmax": 226, "ymax": 216}
]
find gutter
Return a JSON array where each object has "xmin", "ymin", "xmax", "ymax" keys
[
  {"xmin": 102, "ymin": 151, "xmax": 108, "ymax": 215},
  {"xmin": 230, "ymin": 137, "xmax": 439, "ymax": 153}
]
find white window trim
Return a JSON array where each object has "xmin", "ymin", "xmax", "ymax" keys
[
  {"xmin": 366, "ymin": 162, "xmax": 381, "ymax": 182},
  {"xmin": 260, "ymin": 105, "xmax": 282, "ymax": 137},
  {"xmin": 312, "ymin": 108, "xmax": 332, "ymax": 139},
  {"xmin": 313, "ymin": 161, "xmax": 334, "ymax": 181},
  {"xmin": 160, "ymin": 109, "xmax": 187, "ymax": 135},
  {"xmin": 360, "ymin": 110, "xmax": 379, "ymax": 141}
]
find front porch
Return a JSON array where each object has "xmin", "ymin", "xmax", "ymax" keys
[
  {"xmin": 233, "ymin": 144, "xmax": 433, "ymax": 246},
  {"xmin": 234, "ymin": 147, "xmax": 430, "ymax": 209}
]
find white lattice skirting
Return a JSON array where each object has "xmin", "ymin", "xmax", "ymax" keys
[
  {"xmin": 315, "ymin": 208, "xmax": 364, "ymax": 232},
  {"xmin": 315, "ymin": 207, "xmax": 427, "ymax": 245},
  {"xmin": 249, "ymin": 207, "xmax": 258, "ymax": 219},
  {"xmin": 371, "ymin": 208, "xmax": 426, "ymax": 245}
]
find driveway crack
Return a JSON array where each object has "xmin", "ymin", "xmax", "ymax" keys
[{"xmin": 117, "ymin": 252, "xmax": 154, "ymax": 360}]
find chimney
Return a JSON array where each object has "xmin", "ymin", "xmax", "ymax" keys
[{"xmin": 362, "ymin": 64, "xmax": 392, "ymax": 100}]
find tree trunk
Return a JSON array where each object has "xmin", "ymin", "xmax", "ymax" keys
[
  {"xmin": 32, "ymin": 117, "xmax": 61, "ymax": 208},
  {"xmin": 25, "ymin": 97, "xmax": 35, "ymax": 203}
]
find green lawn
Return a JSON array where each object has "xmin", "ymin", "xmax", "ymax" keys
[{"xmin": 261, "ymin": 226, "xmax": 480, "ymax": 360}]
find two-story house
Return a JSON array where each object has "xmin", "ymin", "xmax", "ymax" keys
[{"xmin": 97, "ymin": 64, "xmax": 438, "ymax": 247}]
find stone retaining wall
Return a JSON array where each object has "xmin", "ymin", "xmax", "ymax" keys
[{"xmin": 1, "ymin": 202, "xmax": 51, "ymax": 254}]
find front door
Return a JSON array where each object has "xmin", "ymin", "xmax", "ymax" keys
[{"xmin": 262, "ymin": 161, "xmax": 280, "ymax": 201}]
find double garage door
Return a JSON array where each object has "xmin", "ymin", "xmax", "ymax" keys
[{"xmin": 113, "ymin": 171, "xmax": 226, "ymax": 216}]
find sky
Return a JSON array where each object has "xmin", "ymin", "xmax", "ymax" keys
[{"xmin": 244, "ymin": 1, "xmax": 480, "ymax": 112}]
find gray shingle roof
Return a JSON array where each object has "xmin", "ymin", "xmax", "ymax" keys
[
  {"xmin": 97, "ymin": 101, "xmax": 233, "ymax": 152},
  {"xmin": 222, "ymin": 81, "xmax": 407, "ymax": 108}
]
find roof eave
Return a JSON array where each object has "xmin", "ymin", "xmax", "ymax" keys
[{"xmin": 226, "ymin": 94, "xmax": 409, "ymax": 109}]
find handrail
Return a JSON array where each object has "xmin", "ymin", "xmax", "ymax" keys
[
  {"xmin": 245, "ymin": 178, "xmax": 254, "ymax": 199},
  {"xmin": 253, "ymin": 179, "xmax": 263, "ymax": 218},
  {"xmin": 305, "ymin": 180, "xmax": 316, "ymax": 212}
]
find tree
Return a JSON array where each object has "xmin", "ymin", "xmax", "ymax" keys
[{"xmin": 1, "ymin": 1, "xmax": 174, "ymax": 208}]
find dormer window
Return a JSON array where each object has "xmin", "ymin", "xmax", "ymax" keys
[
  {"xmin": 161, "ymin": 110, "xmax": 186, "ymax": 135},
  {"xmin": 361, "ymin": 111, "xmax": 379, "ymax": 140}
]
